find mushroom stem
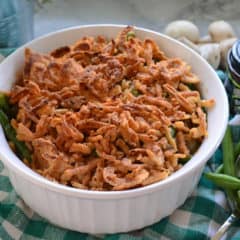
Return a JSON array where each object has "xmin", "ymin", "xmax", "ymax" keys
[
  {"xmin": 178, "ymin": 37, "xmax": 201, "ymax": 54},
  {"xmin": 198, "ymin": 43, "xmax": 220, "ymax": 69}
]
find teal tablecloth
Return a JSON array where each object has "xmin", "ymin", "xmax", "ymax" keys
[{"xmin": 0, "ymin": 49, "xmax": 240, "ymax": 240}]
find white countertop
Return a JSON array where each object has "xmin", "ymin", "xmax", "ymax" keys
[{"xmin": 34, "ymin": 0, "xmax": 240, "ymax": 38}]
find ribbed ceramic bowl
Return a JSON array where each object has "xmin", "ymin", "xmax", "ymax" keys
[{"xmin": 0, "ymin": 25, "xmax": 229, "ymax": 234}]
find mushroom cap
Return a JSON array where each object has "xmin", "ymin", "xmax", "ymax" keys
[
  {"xmin": 164, "ymin": 20, "xmax": 200, "ymax": 43},
  {"xmin": 208, "ymin": 20, "xmax": 235, "ymax": 42}
]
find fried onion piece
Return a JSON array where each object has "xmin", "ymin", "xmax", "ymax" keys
[
  {"xmin": 61, "ymin": 159, "xmax": 98, "ymax": 182},
  {"xmin": 69, "ymin": 143, "xmax": 93, "ymax": 155},
  {"xmin": 141, "ymin": 169, "xmax": 169, "ymax": 186},
  {"xmin": 159, "ymin": 59, "xmax": 185, "ymax": 83},
  {"xmin": 119, "ymin": 112, "xmax": 139, "ymax": 147},
  {"xmin": 16, "ymin": 123, "xmax": 34, "ymax": 141},
  {"xmin": 103, "ymin": 166, "xmax": 149, "ymax": 191},
  {"xmin": 51, "ymin": 46, "xmax": 71, "ymax": 58},
  {"xmin": 163, "ymin": 83, "xmax": 195, "ymax": 113},
  {"xmin": 32, "ymin": 138, "xmax": 71, "ymax": 180},
  {"xmin": 176, "ymin": 131, "xmax": 190, "ymax": 155}
]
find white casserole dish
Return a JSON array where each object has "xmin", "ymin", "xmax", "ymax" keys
[{"xmin": 0, "ymin": 24, "xmax": 229, "ymax": 234}]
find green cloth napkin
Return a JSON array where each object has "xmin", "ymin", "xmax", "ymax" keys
[{"xmin": 0, "ymin": 50, "xmax": 240, "ymax": 240}]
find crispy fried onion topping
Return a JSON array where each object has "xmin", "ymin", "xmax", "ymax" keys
[{"xmin": 9, "ymin": 26, "xmax": 215, "ymax": 191}]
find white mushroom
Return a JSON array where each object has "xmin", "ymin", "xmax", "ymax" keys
[
  {"xmin": 199, "ymin": 43, "xmax": 220, "ymax": 69},
  {"xmin": 178, "ymin": 37, "xmax": 200, "ymax": 53},
  {"xmin": 197, "ymin": 35, "xmax": 212, "ymax": 44},
  {"xmin": 219, "ymin": 38, "xmax": 237, "ymax": 68},
  {"xmin": 208, "ymin": 20, "xmax": 236, "ymax": 42},
  {"xmin": 164, "ymin": 20, "xmax": 200, "ymax": 43}
]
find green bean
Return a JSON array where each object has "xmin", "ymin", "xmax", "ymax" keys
[
  {"xmin": 215, "ymin": 164, "xmax": 224, "ymax": 174},
  {"xmin": 179, "ymin": 156, "xmax": 191, "ymax": 163},
  {"xmin": 236, "ymin": 190, "xmax": 240, "ymax": 210},
  {"xmin": 227, "ymin": 189, "xmax": 240, "ymax": 213},
  {"xmin": 0, "ymin": 110, "xmax": 31, "ymax": 163},
  {"xmin": 170, "ymin": 126, "xmax": 176, "ymax": 138},
  {"xmin": 91, "ymin": 149, "xmax": 99, "ymax": 158},
  {"xmin": 126, "ymin": 31, "xmax": 136, "ymax": 41},
  {"xmin": 0, "ymin": 93, "xmax": 10, "ymax": 114},
  {"xmin": 187, "ymin": 83, "xmax": 196, "ymax": 90},
  {"xmin": 206, "ymin": 126, "xmax": 240, "ymax": 213},
  {"xmin": 237, "ymin": 190, "xmax": 240, "ymax": 200},
  {"xmin": 222, "ymin": 126, "xmax": 235, "ymax": 176},
  {"xmin": 0, "ymin": 93, "xmax": 18, "ymax": 118},
  {"xmin": 205, "ymin": 172, "xmax": 240, "ymax": 190},
  {"xmin": 234, "ymin": 141, "xmax": 240, "ymax": 158},
  {"xmin": 131, "ymin": 88, "xmax": 140, "ymax": 97}
]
